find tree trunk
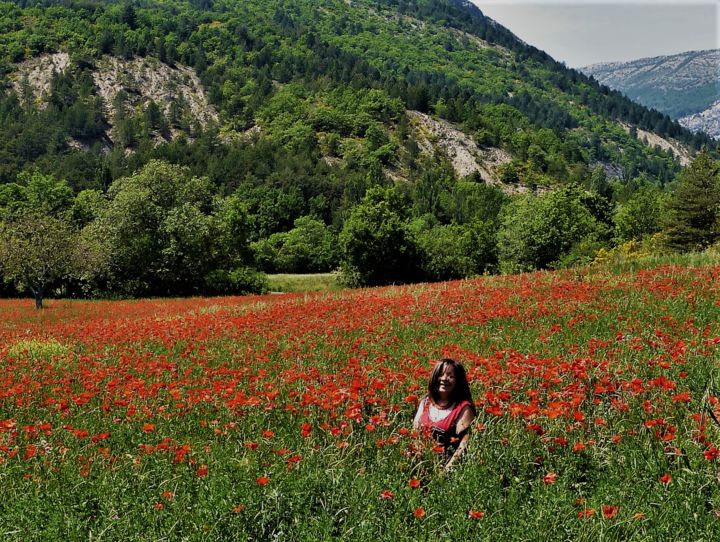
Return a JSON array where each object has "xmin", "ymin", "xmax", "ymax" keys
[{"xmin": 33, "ymin": 289, "xmax": 43, "ymax": 310}]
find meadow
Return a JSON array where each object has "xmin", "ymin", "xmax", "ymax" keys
[{"xmin": 2, "ymin": 264, "xmax": 720, "ymax": 540}]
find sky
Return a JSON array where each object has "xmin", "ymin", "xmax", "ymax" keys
[{"xmin": 472, "ymin": 1, "xmax": 719, "ymax": 68}]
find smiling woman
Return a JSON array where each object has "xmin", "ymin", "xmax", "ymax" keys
[{"xmin": 413, "ymin": 358, "xmax": 477, "ymax": 470}]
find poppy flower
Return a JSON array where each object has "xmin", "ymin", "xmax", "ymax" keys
[
  {"xmin": 601, "ymin": 505, "xmax": 619, "ymax": 519},
  {"xmin": 659, "ymin": 473, "xmax": 672, "ymax": 484},
  {"xmin": 577, "ymin": 508, "xmax": 595, "ymax": 518},
  {"xmin": 468, "ymin": 510, "xmax": 485, "ymax": 519},
  {"xmin": 196, "ymin": 466, "xmax": 208, "ymax": 477},
  {"xmin": 543, "ymin": 472, "xmax": 557, "ymax": 485},
  {"xmin": 409, "ymin": 478, "xmax": 421, "ymax": 489},
  {"xmin": 256, "ymin": 476, "xmax": 270, "ymax": 486},
  {"xmin": 413, "ymin": 507, "xmax": 426, "ymax": 518},
  {"xmin": 380, "ymin": 490, "xmax": 394, "ymax": 500}
]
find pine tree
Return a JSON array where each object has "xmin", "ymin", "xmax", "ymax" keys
[{"xmin": 665, "ymin": 150, "xmax": 720, "ymax": 251}]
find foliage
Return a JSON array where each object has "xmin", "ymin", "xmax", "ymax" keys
[
  {"xmin": 414, "ymin": 219, "xmax": 496, "ymax": 280},
  {"xmin": 613, "ymin": 185, "xmax": 669, "ymax": 242},
  {"xmin": 0, "ymin": 211, "xmax": 81, "ymax": 308},
  {"xmin": 91, "ymin": 160, "xmax": 224, "ymax": 296},
  {"xmin": 252, "ymin": 216, "xmax": 339, "ymax": 274},
  {"xmin": 664, "ymin": 151, "xmax": 720, "ymax": 251},
  {"xmin": 497, "ymin": 186, "xmax": 610, "ymax": 273},
  {"xmin": 340, "ymin": 186, "xmax": 421, "ymax": 286}
]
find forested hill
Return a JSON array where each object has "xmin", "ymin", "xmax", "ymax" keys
[
  {"xmin": 0, "ymin": 0, "xmax": 719, "ymax": 301},
  {"xmin": 0, "ymin": 0, "xmax": 710, "ymax": 188}
]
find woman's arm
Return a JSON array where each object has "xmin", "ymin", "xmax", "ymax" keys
[
  {"xmin": 412, "ymin": 397, "xmax": 426, "ymax": 429},
  {"xmin": 444, "ymin": 405, "xmax": 476, "ymax": 471}
]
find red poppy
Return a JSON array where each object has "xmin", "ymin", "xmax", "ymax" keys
[
  {"xmin": 413, "ymin": 507, "xmax": 426, "ymax": 518},
  {"xmin": 601, "ymin": 505, "xmax": 619, "ymax": 519},
  {"xmin": 409, "ymin": 478, "xmax": 421, "ymax": 489},
  {"xmin": 659, "ymin": 473, "xmax": 672, "ymax": 484},
  {"xmin": 380, "ymin": 490, "xmax": 394, "ymax": 500},
  {"xmin": 256, "ymin": 476, "xmax": 270, "ymax": 486},
  {"xmin": 543, "ymin": 472, "xmax": 557, "ymax": 485}
]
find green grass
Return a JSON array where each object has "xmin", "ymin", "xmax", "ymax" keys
[{"xmin": 267, "ymin": 273, "xmax": 341, "ymax": 292}]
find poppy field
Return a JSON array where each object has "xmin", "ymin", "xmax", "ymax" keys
[{"xmin": 3, "ymin": 265, "xmax": 720, "ymax": 540}]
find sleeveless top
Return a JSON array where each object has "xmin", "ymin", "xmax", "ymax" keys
[{"xmin": 418, "ymin": 397, "xmax": 472, "ymax": 450}]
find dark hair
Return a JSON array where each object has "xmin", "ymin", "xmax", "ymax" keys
[{"xmin": 428, "ymin": 358, "xmax": 475, "ymax": 410}]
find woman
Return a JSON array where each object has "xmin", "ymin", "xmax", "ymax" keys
[{"xmin": 413, "ymin": 358, "xmax": 476, "ymax": 470}]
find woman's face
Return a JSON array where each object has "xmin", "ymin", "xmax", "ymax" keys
[{"xmin": 437, "ymin": 364, "xmax": 457, "ymax": 397}]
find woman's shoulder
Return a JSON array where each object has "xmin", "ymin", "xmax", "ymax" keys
[{"xmin": 453, "ymin": 399, "xmax": 475, "ymax": 418}]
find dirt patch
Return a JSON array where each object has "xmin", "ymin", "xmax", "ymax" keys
[
  {"xmin": 408, "ymin": 110, "xmax": 512, "ymax": 186},
  {"xmin": 619, "ymin": 122, "xmax": 692, "ymax": 166}
]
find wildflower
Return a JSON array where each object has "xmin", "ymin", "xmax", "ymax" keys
[
  {"xmin": 161, "ymin": 491, "xmax": 175, "ymax": 499},
  {"xmin": 196, "ymin": 466, "xmax": 208, "ymax": 477},
  {"xmin": 468, "ymin": 510, "xmax": 485, "ymax": 519},
  {"xmin": 409, "ymin": 478, "xmax": 421, "ymax": 489},
  {"xmin": 256, "ymin": 476, "xmax": 270, "ymax": 486},
  {"xmin": 543, "ymin": 472, "xmax": 557, "ymax": 485},
  {"xmin": 413, "ymin": 507, "xmax": 426, "ymax": 518},
  {"xmin": 232, "ymin": 504, "xmax": 245, "ymax": 513},
  {"xmin": 578, "ymin": 508, "xmax": 595, "ymax": 518},
  {"xmin": 380, "ymin": 490, "xmax": 394, "ymax": 500},
  {"xmin": 601, "ymin": 505, "xmax": 619, "ymax": 519},
  {"xmin": 659, "ymin": 473, "xmax": 672, "ymax": 484}
]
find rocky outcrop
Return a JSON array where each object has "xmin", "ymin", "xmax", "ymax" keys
[
  {"xmin": 407, "ymin": 110, "xmax": 512, "ymax": 186},
  {"xmin": 619, "ymin": 122, "xmax": 692, "ymax": 167},
  {"xmin": 9, "ymin": 52, "xmax": 218, "ymax": 144},
  {"xmin": 680, "ymin": 100, "xmax": 720, "ymax": 139}
]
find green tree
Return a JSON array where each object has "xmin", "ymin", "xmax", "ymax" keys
[
  {"xmin": 340, "ymin": 186, "xmax": 421, "ymax": 286},
  {"xmin": 498, "ymin": 186, "xmax": 608, "ymax": 273},
  {"xmin": 664, "ymin": 151, "xmax": 720, "ymax": 251},
  {"xmin": 0, "ymin": 212, "xmax": 78, "ymax": 309},
  {"xmin": 253, "ymin": 216, "xmax": 339, "ymax": 273},
  {"xmin": 0, "ymin": 171, "xmax": 73, "ymax": 217},
  {"xmin": 415, "ymin": 219, "xmax": 497, "ymax": 280},
  {"xmin": 614, "ymin": 186, "xmax": 668, "ymax": 242},
  {"xmin": 93, "ymin": 160, "xmax": 220, "ymax": 295}
]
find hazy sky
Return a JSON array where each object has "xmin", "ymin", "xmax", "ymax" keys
[{"xmin": 472, "ymin": 1, "xmax": 719, "ymax": 67}]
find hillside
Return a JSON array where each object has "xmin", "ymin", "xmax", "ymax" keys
[
  {"xmin": 0, "ymin": 0, "xmax": 709, "ymax": 190},
  {"xmin": 583, "ymin": 49, "xmax": 720, "ymax": 138},
  {"xmin": 0, "ymin": 0, "xmax": 719, "ymax": 299}
]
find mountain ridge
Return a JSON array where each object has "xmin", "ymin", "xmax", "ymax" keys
[{"xmin": 582, "ymin": 49, "xmax": 720, "ymax": 137}]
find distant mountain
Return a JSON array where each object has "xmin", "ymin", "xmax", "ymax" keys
[{"xmin": 582, "ymin": 50, "xmax": 720, "ymax": 138}]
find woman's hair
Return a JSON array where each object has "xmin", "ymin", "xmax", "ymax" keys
[{"xmin": 427, "ymin": 358, "xmax": 475, "ymax": 410}]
